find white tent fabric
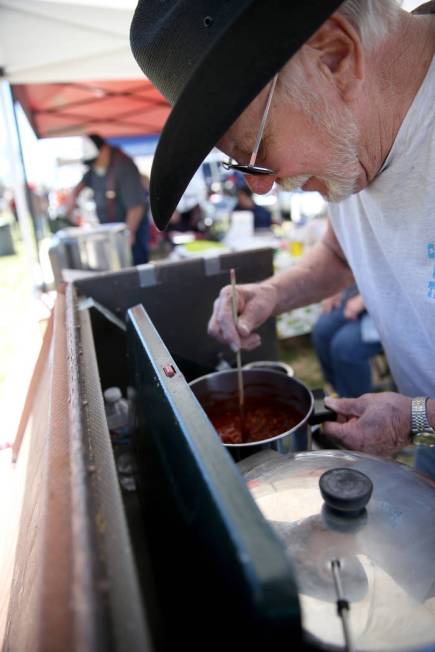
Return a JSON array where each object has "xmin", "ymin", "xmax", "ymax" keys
[
  {"xmin": 0, "ymin": 0, "xmax": 142, "ymax": 83},
  {"xmin": 0, "ymin": 0, "xmax": 424, "ymax": 85},
  {"xmin": 0, "ymin": 0, "xmax": 424, "ymax": 86}
]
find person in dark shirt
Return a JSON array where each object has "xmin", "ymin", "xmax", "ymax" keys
[
  {"xmin": 234, "ymin": 185, "xmax": 272, "ymax": 229},
  {"xmin": 67, "ymin": 134, "xmax": 149, "ymax": 264}
]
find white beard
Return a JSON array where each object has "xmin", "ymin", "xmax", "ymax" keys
[
  {"xmin": 278, "ymin": 70, "xmax": 361, "ymax": 203},
  {"xmin": 278, "ymin": 175, "xmax": 310, "ymax": 192},
  {"xmin": 317, "ymin": 108, "xmax": 361, "ymax": 203}
]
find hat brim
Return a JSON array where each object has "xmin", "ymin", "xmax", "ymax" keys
[{"xmin": 149, "ymin": 0, "xmax": 344, "ymax": 230}]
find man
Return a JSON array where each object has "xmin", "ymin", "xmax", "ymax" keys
[
  {"xmin": 68, "ymin": 134, "xmax": 149, "ymax": 264},
  {"xmin": 130, "ymin": 2, "xmax": 435, "ymax": 469},
  {"xmin": 234, "ymin": 185, "xmax": 273, "ymax": 230}
]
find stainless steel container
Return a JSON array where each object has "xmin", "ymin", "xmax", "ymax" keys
[{"xmin": 49, "ymin": 223, "xmax": 132, "ymax": 284}]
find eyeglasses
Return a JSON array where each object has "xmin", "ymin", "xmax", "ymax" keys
[{"xmin": 221, "ymin": 74, "xmax": 278, "ymax": 177}]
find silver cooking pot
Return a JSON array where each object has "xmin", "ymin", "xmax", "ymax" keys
[
  {"xmin": 49, "ymin": 223, "xmax": 132, "ymax": 284},
  {"xmin": 189, "ymin": 368, "xmax": 334, "ymax": 458}
]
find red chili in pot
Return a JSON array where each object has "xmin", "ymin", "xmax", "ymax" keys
[{"xmin": 205, "ymin": 396, "xmax": 304, "ymax": 445}]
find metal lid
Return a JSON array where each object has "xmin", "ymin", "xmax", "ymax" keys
[
  {"xmin": 240, "ymin": 450, "xmax": 435, "ymax": 651},
  {"xmin": 319, "ymin": 468, "xmax": 373, "ymax": 515},
  {"xmin": 57, "ymin": 223, "xmax": 128, "ymax": 242}
]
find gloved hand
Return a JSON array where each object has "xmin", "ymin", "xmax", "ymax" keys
[
  {"xmin": 207, "ymin": 281, "xmax": 278, "ymax": 351},
  {"xmin": 323, "ymin": 392, "xmax": 412, "ymax": 457}
]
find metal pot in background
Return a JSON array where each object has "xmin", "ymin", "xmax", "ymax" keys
[
  {"xmin": 49, "ymin": 223, "xmax": 132, "ymax": 285},
  {"xmin": 189, "ymin": 368, "xmax": 334, "ymax": 459}
]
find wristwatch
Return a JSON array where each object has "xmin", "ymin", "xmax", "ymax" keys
[{"xmin": 411, "ymin": 397, "xmax": 435, "ymax": 446}]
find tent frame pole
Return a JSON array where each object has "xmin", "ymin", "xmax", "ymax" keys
[{"xmin": 0, "ymin": 77, "xmax": 44, "ymax": 289}]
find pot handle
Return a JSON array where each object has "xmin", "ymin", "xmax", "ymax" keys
[{"xmin": 309, "ymin": 388, "xmax": 337, "ymax": 425}]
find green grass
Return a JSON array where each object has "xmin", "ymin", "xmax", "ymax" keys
[{"xmin": 277, "ymin": 334, "xmax": 324, "ymax": 390}]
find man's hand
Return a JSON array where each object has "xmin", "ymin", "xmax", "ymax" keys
[
  {"xmin": 321, "ymin": 293, "xmax": 342, "ymax": 314},
  {"xmin": 207, "ymin": 281, "xmax": 278, "ymax": 351},
  {"xmin": 323, "ymin": 392, "xmax": 412, "ymax": 457},
  {"xmin": 128, "ymin": 229, "xmax": 136, "ymax": 247},
  {"xmin": 343, "ymin": 294, "xmax": 365, "ymax": 320}
]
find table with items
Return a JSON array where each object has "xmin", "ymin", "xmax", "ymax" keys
[{"xmin": 168, "ymin": 216, "xmax": 326, "ymax": 338}]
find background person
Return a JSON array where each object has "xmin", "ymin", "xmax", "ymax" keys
[
  {"xmin": 169, "ymin": 203, "xmax": 204, "ymax": 232},
  {"xmin": 312, "ymin": 285, "xmax": 383, "ymax": 398},
  {"xmin": 234, "ymin": 185, "xmax": 272, "ymax": 229},
  {"xmin": 66, "ymin": 134, "xmax": 149, "ymax": 264}
]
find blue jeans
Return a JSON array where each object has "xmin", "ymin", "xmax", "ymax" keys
[
  {"xmin": 131, "ymin": 217, "xmax": 149, "ymax": 265},
  {"xmin": 312, "ymin": 304, "xmax": 383, "ymax": 398}
]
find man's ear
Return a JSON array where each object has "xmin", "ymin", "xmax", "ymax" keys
[{"xmin": 307, "ymin": 15, "xmax": 364, "ymax": 100}]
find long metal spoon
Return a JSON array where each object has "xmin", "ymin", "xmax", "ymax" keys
[{"xmin": 230, "ymin": 268, "xmax": 245, "ymax": 440}]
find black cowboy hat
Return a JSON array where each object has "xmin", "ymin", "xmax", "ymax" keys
[{"xmin": 131, "ymin": 0, "xmax": 344, "ymax": 230}]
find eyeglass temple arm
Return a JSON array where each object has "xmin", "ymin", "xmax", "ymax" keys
[{"xmin": 249, "ymin": 74, "xmax": 278, "ymax": 168}]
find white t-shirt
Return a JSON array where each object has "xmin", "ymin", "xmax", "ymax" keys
[{"xmin": 329, "ymin": 56, "xmax": 435, "ymax": 397}]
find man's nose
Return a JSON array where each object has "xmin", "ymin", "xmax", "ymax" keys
[{"xmin": 245, "ymin": 174, "xmax": 276, "ymax": 194}]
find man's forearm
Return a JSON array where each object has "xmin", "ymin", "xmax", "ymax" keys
[
  {"xmin": 126, "ymin": 204, "xmax": 145, "ymax": 235},
  {"xmin": 266, "ymin": 239, "xmax": 353, "ymax": 315},
  {"xmin": 65, "ymin": 181, "xmax": 86, "ymax": 217}
]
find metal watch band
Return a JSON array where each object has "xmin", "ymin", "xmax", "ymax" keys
[{"xmin": 411, "ymin": 397, "xmax": 435, "ymax": 435}]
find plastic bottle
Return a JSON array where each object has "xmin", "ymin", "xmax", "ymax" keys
[
  {"xmin": 116, "ymin": 453, "xmax": 136, "ymax": 492},
  {"xmin": 104, "ymin": 387, "xmax": 130, "ymax": 443},
  {"xmin": 288, "ymin": 223, "xmax": 305, "ymax": 258},
  {"xmin": 104, "ymin": 387, "xmax": 136, "ymax": 492},
  {"xmin": 126, "ymin": 385, "xmax": 137, "ymax": 433}
]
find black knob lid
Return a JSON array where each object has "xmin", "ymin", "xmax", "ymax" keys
[{"xmin": 319, "ymin": 468, "xmax": 373, "ymax": 515}]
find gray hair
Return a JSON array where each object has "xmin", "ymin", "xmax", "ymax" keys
[
  {"xmin": 337, "ymin": 0, "xmax": 401, "ymax": 48},
  {"xmin": 278, "ymin": 0, "xmax": 402, "ymax": 107}
]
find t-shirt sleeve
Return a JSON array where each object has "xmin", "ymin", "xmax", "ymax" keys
[{"xmin": 117, "ymin": 159, "xmax": 145, "ymax": 210}]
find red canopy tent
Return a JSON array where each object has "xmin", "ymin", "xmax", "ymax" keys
[
  {"xmin": 0, "ymin": 0, "xmax": 172, "ymax": 290},
  {"xmin": 12, "ymin": 78, "xmax": 171, "ymax": 139}
]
